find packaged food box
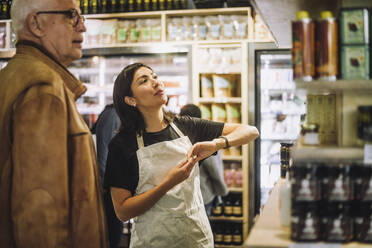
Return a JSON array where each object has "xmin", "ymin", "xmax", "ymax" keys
[
  {"xmin": 200, "ymin": 104, "xmax": 212, "ymax": 120},
  {"xmin": 339, "ymin": 8, "xmax": 370, "ymax": 44},
  {"xmin": 213, "ymin": 74, "xmax": 236, "ymax": 98},
  {"xmin": 212, "ymin": 103, "xmax": 226, "ymax": 122},
  {"xmin": 226, "ymin": 103, "xmax": 241, "ymax": 123},
  {"xmin": 200, "ymin": 74, "xmax": 214, "ymax": 98},
  {"xmin": 341, "ymin": 45, "xmax": 370, "ymax": 79}
]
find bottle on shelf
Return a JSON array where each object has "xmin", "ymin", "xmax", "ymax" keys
[
  {"xmin": 232, "ymin": 223, "xmax": 243, "ymax": 245},
  {"xmin": 222, "ymin": 223, "xmax": 233, "ymax": 245},
  {"xmin": 232, "ymin": 194, "xmax": 243, "ymax": 217},
  {"xmin": 213, "ymin": 222, "xmax": 224, "ymax": 245},
  {"xmin": 211, "ymin": 196, "xmax": 224, "ymax": 217},
  {"xmin": 223, "ymin": 195, "xmax": 233, "ymax": 217},
  {"xmin": 89, "ymin": 0, "xmax": 99, "ymax": 14}
]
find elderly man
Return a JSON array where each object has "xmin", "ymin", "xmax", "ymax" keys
[{"xmin": 0, "ymin": 0, "xmax": 108, "ymax": 247}]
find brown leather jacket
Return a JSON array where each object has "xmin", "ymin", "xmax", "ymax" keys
[{"xmin": 0, "ymin": 42, "xmax": 108, "ymax": 248}]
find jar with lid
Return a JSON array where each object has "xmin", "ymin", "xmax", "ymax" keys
[
  {"xmin": 291, "ymin": 202, "xmax": 321, "ymax": 241},
  {"xmin": 354, "ymin": 202, "xmax": 372, "ymax": 242},
  {"xmin": 291, "ymin": 162, "xmax": 322, "ymax": 202},
  {"xmin": 323, "ymin": 163, "xmax": 352, "ymax": 202},
  {"xmin": 299, "ymin": 123, "xmax": 319, "ymax": 145},
  {"xmin": 323, "ymin": 202, "xmax": 353, "ymax": 242},
  {"xmin": 354, "ymin": 163, "xmax": 372, "ymax": 201}
]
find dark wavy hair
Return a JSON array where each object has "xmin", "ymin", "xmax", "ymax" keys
[{"xmin": 113, "ymin": 62, "xmax": 174, "ymax": 135}]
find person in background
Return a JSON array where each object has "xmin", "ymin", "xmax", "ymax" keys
[
  {"xmin": 180, "ymin": 104, "xmax": 229, "ymax": 218},
  {"xmin": 0, "ymin": 0, "xmax": 108, "ymax": 247},
  {"xmin": 104, "ymin": 62, "xmax": 259, "ymax": 247},
  {"xmin": 92, "ymin": 104, "xmax": 123, "ymax": 248}
]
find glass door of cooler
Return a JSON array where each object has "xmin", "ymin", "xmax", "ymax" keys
[
  {"xmin": 68, "ymin": 52, "xmax": 190, "ymax": 129},
  {"xmin": 255, "ymin": 50, "xmax": 306, "ymax": 209}
]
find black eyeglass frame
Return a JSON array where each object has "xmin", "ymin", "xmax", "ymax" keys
[{"xmin": 36, "ymin": 8, "xmax": 85, "ymax": 27}]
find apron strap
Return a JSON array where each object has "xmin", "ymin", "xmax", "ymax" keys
[
  {"xmin": 136, "ymin": 133, "xmax": 145, "ymax": 149},
  {"xmin": 169, "ymin": 122, "xmax": 185, "ymax": 137},
  {"xmin": 136, "ymin": 122, "xmax": 185, "ymax": 149}
]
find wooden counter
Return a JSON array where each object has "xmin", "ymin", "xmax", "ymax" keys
[{"xmin": 244, "ymin": 182, "xmax": 372, "ymax": 248}]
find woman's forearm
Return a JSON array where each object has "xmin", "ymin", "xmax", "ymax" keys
[
  {"xmin": 115, "ymin": 181, "xmax": 172, "ymax": 222},
  {"xmin": 217, "ymin": 123, "xmax": 259, "ymax": 149}
]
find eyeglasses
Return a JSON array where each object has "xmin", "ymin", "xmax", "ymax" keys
[{"xmin": 36, "ymin": 8, "xmax": 85, "ymax": 28}]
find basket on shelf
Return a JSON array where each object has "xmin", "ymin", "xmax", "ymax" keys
[{"xmin": 193, "ymin": 0, "xmax": 225, "ymax": 9}]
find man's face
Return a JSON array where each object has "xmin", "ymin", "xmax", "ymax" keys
[{"xmin": 38, "ymin": 0, "xmax": 86, "ymax": 66}]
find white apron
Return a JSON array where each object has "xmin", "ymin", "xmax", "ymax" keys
[{"xmin": 129, "ymin": 122, "xmax": 214, "ymax": 248}]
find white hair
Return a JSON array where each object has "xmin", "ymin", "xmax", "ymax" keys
[{"xmin": 11, "ymin": 0, "xmax": 53, "ymax": 36}]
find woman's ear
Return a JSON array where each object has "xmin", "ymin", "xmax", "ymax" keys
[{"xmin": 124, "ymin": 96, "xmax": 136, "ymax": 107}]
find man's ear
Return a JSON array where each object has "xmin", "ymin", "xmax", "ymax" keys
[
  {"xmin": 124, "ymin": 96, "xmax": 136, "ymax": 107},
  {"xmin": 26, "ymin": 12, "xmax": 43, "ymax": 37}
]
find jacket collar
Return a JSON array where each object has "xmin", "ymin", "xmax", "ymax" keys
[{"xmin": 15, "ymin": 40, "xmax": 86, "ymax": 99}]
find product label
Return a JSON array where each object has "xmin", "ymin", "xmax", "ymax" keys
[
  {"xmin": 210, "ymin": 24, "xmax": 221, "ymax": 39},
  {"xmin": 223, "ymin": 23, "xmax": 234, "ymax": 38},
  {"xmin": 365, "ymin": 144, "xmax": 372, "ymax": 164},
  {"xmin": 340, "ymin": 10, "xmax": 368, "ymax": 44},
  {"xmin": 236, "ymin": 23, "xmax": 247, "ymax": 38},
  {"xmin": 151, "ymin": 26, "xmax": 161, "ymax": 41},
  {"xmin": 199, "ymin": 25, "xmax": 207, "ymax": 39},
  {"xmin": 117, "ymin": 29, "xmax": 128, "ymax": 42},
  {"xmin": 141, "ymin": 27, "xmax": 151, "ymax": 41},
  {"xmin": 341, "ymin": 46, "xmax": 370, "ymax": 79}
]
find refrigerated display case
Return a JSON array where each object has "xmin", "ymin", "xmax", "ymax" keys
[
  {"xmin": 255, "ymin": 50, "xmax": 306, "ymax": 208},
  {"xmin": 67, "ymin": 51, "xmax": 191, "ymax": 129}
]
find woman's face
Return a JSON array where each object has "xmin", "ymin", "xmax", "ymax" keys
[{"xmin": 129, "ymin": 66, "xmax": 167, "ymax": 109}]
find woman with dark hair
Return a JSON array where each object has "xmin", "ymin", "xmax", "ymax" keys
[{"xmin": 104, "ymin": 63, "xmax": 259, "ymax": 248}]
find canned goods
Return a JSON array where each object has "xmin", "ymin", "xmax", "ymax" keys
[
  {"xmin": 322, "ymin": 163, "xmax": 352, "ymax": 202},
  {"xmin": 315, "ymin": 11, "xmax": 338, "ymax": 80},
  {"xmin": 341, "ymin": 45, "xmax": 370, "ymax": 79},
  {"xmin": 291, "ymin": 202, "xmax": 321, "ymax": 241},
  {"xmin": 292, "ymin": 11, "xmax": 315, "ymax": 81},
  {"xmin": 339, "ymin": 8, "xmax": 370, "ymax": 45},
  {"xmin": 323, "ymin": 202, "xmax": 353, "ymax": 242},
  {"xmin": 291, "ymin": 162, "xmax": 322, "ymax": 202}
]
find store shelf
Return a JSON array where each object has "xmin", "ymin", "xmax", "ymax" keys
[
  {"xmin": 229, "ymin": 187, "xmax": 243, "ymax": 193},
  {"xmin": 198, "ymin": 97, "xmax": 242, "ymax": 104},
  {"xmin": 292, "ymin": 146, "xmax": 364, "ymax": 163},
  {"xmin": 210, "ymin": 216, "xmax": 244, "ymax": 221},
  {"xmin": 215, "ymin": 244, "xmax": 243, "ymax": 248},
  {"xmin": 0, "ymin": 48, "xmax": 15, "ymax": 58},
  {"xmin": 295, "ymin": 79, "xmax": 372, "ymax": 94},
  {"xmin": 222, "ymin": 155, "xmax": 243, "ymax": 161},
  {"xmin": 244, "ymin": 182, "xmax": 372, "ymax": 248}
]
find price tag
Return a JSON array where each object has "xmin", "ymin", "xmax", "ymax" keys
[
  {"xmin": 290, "ymin": 244, "xmax": 341, "ymax": 248},
  {"xmin": 365, "ymin": 144, "xmax": 372, "ymax": 164}
]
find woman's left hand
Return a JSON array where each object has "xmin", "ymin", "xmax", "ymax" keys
[{"xmin": 187, "ymin": 141, "xmax": 217, "ymax": 162}]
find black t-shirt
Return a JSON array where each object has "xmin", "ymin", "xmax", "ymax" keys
[{"xmin": 104, "ymin": 116, "xmax": 224, "ymax": 195}]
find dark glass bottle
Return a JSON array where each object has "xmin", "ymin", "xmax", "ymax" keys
[
  {"xmin": 232, "ymin": 194, "xmax": 243, "ymax": 217},
  {"xmin": 143, "ymin": 0, "xmax": 150, "ymax": 11},
  {"xmin": 151, "ymin": 0, "xmax": 157, "ymax": 11},
  {"xmin": 111, "ymin": 0, "xmax": 118, "ymax": 13},
  {"xmin": 136, "ymin": 0, "xmax": 143, "ymax": 12},
  {"xmin": 214, "ymin": 223, "xmax": 224, "ymax": 245},
  {"xmin": 223, "ymin": 195, "xmax": 233, "ymax": 217},
  {"xmin": 212, "ymin": 197, "xmax": 224, "ymax": 217},
  {"xmin": 1, "ymin": 0, "xmax": 9, "ymax": 19},
  {"xmin": 223, "ymin": 223, "xmax": 233, "ymax": 245},
  {"xmin": 81, "ymin": 0, "xmax": 89, "ymax": 14},
  {"xmin": 101, "ymin": 0, "xmax": 108, "ymax": 13},
  {"xmin": 232, "ymin": 223, "xmax": 243, "ymax": 245},
  {"xmin": 118, "ymin": 0, "xmax": 126, "ymax": 12},
  {"xmin": 89, "ymin": 0, "xmax": 99, "ymax": 14}
]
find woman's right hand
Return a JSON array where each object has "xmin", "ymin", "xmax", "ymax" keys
[{"xmin": 163, "ymin": 157, "xmax": 197, "ymax": 190}]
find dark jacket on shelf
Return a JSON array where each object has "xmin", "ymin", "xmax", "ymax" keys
[{"xmin": 0, "ymin": 42, "xmax": 108, "ymax": 248}]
